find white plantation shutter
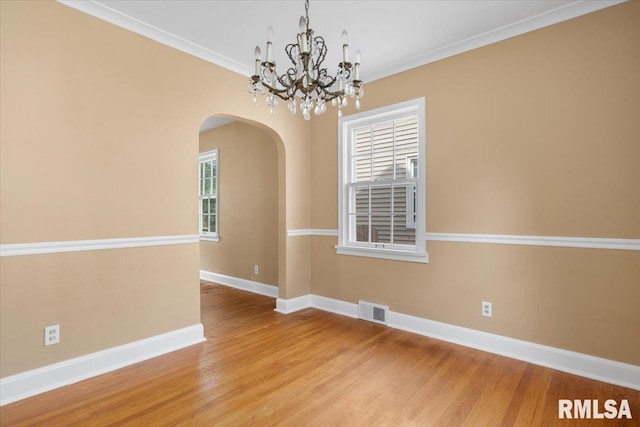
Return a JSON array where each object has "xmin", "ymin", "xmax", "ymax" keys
[
  {"xmin": 349, "ymin": 116, "xmax": 418, "ymax": 246},
  {"xmin": 338, "ymin": 98, "xmax": 428, "ymax": 263}
]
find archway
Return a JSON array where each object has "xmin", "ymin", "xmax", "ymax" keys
[{"xmin": 197, "ymin": 114, "xmax": 286, "ymax": 303}]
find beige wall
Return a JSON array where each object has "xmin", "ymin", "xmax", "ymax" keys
[
  {"xmin": 1, "ymin": 0, "xmax": 637, "ymax": 381},
  {"xmin": 199, "ymin": 121, "xmax": 279, "ymax": 285},
  {"xmin": 0, "ymin": 0, "xmax": 311, "ymax": 377},
  {"xmin": 310, "ymin": 1, "xmax": 640, "ymax": 365},
  {"xmin": 1, "ymin": 246, "xmax": 200, "ymax": 374}
]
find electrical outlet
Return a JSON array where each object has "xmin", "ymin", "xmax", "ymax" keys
[
  {"xmin": 254, "ymin": 265, "xmax": 259, "ymax": 274},
  {"xmin": 482, "ymin": 301, "xmax": 492, "ymax": 317},
  {"xmin": 44, "ymin": 325, "xmax": 60, "ymax": 346}
]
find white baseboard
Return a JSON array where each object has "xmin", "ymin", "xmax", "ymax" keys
[
  {"xmin": 275, "ymin": 295, "xmax": 311, "ymax": 314},
  {"xmin": 311, "ymin": 295, "xmax": 358, "ymax": 318},
  {"xmin": 275, "ymin": 294, "xmax": 640, "ymax": 391},
  {"xmin": 275, "ymin": 294, "xmax": 355, "ymax": 316},
  {"xmin": 387, "ymin": 311, "xmax": 640, "ymax": 391},
  {"xmin": 0, "ymin": 324, "xmax": 205, "ymax": 406},
  {"xmin": 200, "ymin": 270, "xmax": 278, "ymax": 298}
]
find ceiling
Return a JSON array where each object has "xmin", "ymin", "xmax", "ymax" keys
[
  {"xmin": 199, "ymin": 115, "xmax": 235, "ymax": 132},
  {"xmin": 61, "ymin": 0, "xmax": 622, "ymax": 83}
]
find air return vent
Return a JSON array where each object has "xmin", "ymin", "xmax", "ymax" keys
[{"xmin": 358, "ymin": 300, "xmax": 388, "ymax": 325}]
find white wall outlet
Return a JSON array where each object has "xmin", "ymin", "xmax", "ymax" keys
[
  {"xmin": 44, "ymin": 325, "xmax": 60, "ymax": 346},
  {"xmin": 254, "ymin": 265, "xmax": 259, "ymax": 274},
  {"xmin": 482, "ymin": 301, "xmax": 492, "ymax": 317}
]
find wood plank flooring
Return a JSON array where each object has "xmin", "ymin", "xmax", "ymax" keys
[{"xmin": 1, "ymin": 281, "xmax": 638, "ymax": 426}]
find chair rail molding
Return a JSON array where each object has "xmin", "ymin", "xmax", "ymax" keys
[
  {"xmin": 290, "ymin": 229, "xmax": 640, "ymax": 251},
  {"xmin": 0, "ymin": 235, "xmax": 200, "ymax": 257}
]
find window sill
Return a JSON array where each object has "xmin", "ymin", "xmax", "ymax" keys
[
  {"xmin": 335, "ymin": 245, "xmax": 429, "ymax": 263},
  {"xmin": 199, "ymin": 235, "xmax": 219, "ymax": 242}
]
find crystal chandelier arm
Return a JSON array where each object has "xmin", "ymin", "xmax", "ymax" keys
[
  {"xmin": 260, "ymin": 80, "xmax": 291, "ymax": 101},
  {"xmin": 257, "ymin": 61, "xmax": 294, "ymax": 101},
  {"xmin": 274, "ymin": 65, "xmax": 300, "ymax": 99},
  {"xmin": 313, "ymin": 36, "xmax": 328, "ymax": 66},
  {"xmin": 284, "ymin": 43, "xmax": 300, "ymax": 67},
  {"xmin": 282, "ymin": 67, "xmax": 298, "ymax": 87},
  {"xmin": 248, "ymin": 0, "xmax": 363, "ymax": 118}
]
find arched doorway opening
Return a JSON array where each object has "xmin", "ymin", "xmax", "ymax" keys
[{"xmin": 197, "ymin": 114, "xmax": 286, "ymax": 307}]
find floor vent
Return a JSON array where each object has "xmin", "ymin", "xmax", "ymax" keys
[{"xmin": 358, "ymin": 300, "xmax": 389, "ymax": 325}]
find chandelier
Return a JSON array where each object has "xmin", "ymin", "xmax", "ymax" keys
[{"xmin": 248, "ymin": 0, "xmax": 364, "ymax": 120}]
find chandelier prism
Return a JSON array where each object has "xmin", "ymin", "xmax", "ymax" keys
[{"xmin": 248, "ymin": 0, "xmax": 364, "ymax": 120}]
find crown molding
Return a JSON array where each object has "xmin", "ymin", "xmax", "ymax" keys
[
  {"xmin": 59, "ymin": 1, "xmax": 625, "ymax": 83},
  {"xmin": 58, "ymin": 0, "xmax": 253, "ymax": 77},
  {"xmin": 361, "ymin": 0, "xmax": 627, "ymax": 82}
]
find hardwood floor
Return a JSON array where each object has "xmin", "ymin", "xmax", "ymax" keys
[{"xmin": 1, "ymin": 281, "xmax": 638, "ymax": 426}]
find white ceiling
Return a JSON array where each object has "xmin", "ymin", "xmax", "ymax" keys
[
  {"xmin": 60, "ymin": 0, "xmax": 623, "ymax": 82},
  {"xmin": 199, "ymin": 115, "xmax": 235, "ymax": 132}
]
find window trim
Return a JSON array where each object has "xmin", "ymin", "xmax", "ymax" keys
[
  {"xmin": 337, "ymin": 98, "xmax": 428, "ymax": 263},
  {"xmin": 406, "ymin": 155, "xmax": 418, "ymax": 229},
  {"xmin": 199, "ymin": 149, "xmax": 219, "ymax": 242}
]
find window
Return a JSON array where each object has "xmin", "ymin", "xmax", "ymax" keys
[
  {"xmin": 337, "ymin": 98, "xmax": 427, "ymax": 263},
  {"xmin": 199, "ymin": 149, "xmax": 218, "ymax": 241}
]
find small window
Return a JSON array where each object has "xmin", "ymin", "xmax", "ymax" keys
[
  {"xmin": 199, "ymin": 149, "xmax": 219, "ymax": 241},
  {"xmin": 337, "ymin": 98, "xmax": 427, "ymax": 263}
]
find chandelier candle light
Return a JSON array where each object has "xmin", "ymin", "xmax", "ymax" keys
[{"xmin": 248, "ymin": 0, "xmax": 364, "ymax": 120}]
